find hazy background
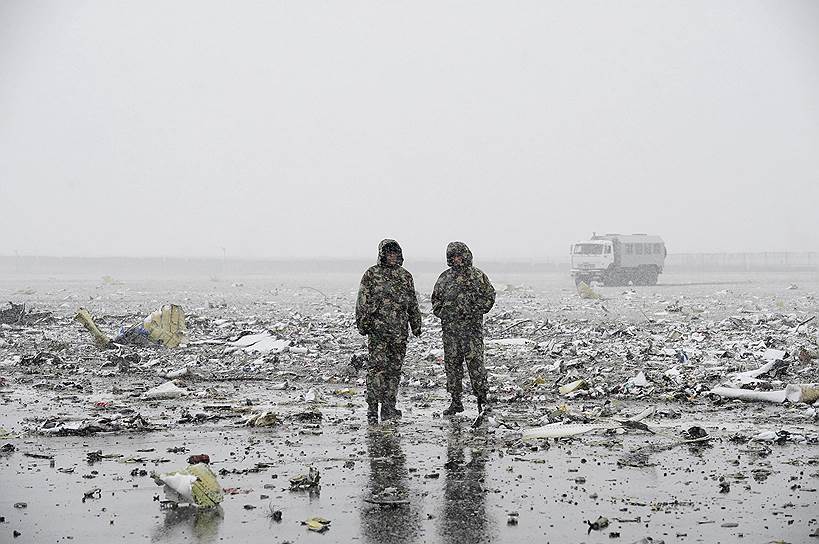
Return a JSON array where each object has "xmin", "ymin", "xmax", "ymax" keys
[{"xmin": 1, "ymin": 0, "xmax": 817, "ymax": 261}]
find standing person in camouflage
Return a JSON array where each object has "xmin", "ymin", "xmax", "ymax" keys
[
  {"xmin": 356, "ymin": 239, "xmax": 422, "ymax": 424},
  {"xmin": 432, "ymin": 242, "xmax": 495, "ymax": 416}
]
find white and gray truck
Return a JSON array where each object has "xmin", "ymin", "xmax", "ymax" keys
[{"xmin": 570, "ymin": 233, "xmax": 667, "ymax": 286}]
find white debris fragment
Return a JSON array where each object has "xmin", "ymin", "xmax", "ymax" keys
[
  {"xmin": 728, "ymin": 360, "xmax": 782, "ymax": 386},
  {"xmin": 304, "ymin": 388, "xmax": 322, "ymax": 403},
  {"xmin": 664, "ymin": 367, "xmax": 682, "ymax": 384},
  {"xmin": 761, "ymin": 349, "xmax": 787, "ymax": 361},
  {"xmin": 709, "ymin": 384, "xmax": 818, "ymax": 404},
  {"xmin": 628, "ymin": 371, "xmax": 649, "ymax": 387},
  {"xmin": 143, "ymin": 381, "xmax": 189, "ymax": 400},
  {"xmin": 227, "ymin": 332, "xmax": 289, "ymax": 354},
  {"xmin": 522, "ymin": 422, "xmax": 618, "ymax": 440},
  {"xmin": 161, "ymin": 367, "xmax": 190, "ymax": 379},
  {"xmin": 486, "ymin": 338, "xmax": 534, "ymax": 347},
  {"xmin": 752, "ymin": 431, "xmax": 778, "ymax": 442}
]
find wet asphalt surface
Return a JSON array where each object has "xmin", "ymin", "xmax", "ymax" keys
[{"xmin": 1, "ymin": 269, "xmax": 818, "ymax": 543}]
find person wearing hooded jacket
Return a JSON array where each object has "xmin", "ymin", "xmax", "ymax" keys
[
  {"xmin": 432, "ymin": 241, "xmax": 496, "ymax": 415},
  {"xmin": 356, "ymin": 239, "xmax": 422, "ymax": 423}
]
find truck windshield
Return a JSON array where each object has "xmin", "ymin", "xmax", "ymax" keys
[{"xmin": 573, "ymin": 244, "xmax": 605, "ymax": 255}]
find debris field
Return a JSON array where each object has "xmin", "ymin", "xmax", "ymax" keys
[{"xmin": 1, "ymin": 270, "xmax": 817, "ymax": 543}]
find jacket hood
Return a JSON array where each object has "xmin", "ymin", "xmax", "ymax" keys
[
  {"xmin": 378, "ymin": 239, "xmax": 404, "ymax": 267},
  {"xmin": 446, "ymin": 241, "xmax": 473, "ymax": 267}
]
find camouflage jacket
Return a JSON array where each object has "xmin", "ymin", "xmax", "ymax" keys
[
  {"xmin": 432, "ymin": 242, "xmax": 495, "ymax": 332},
  {"xmin": 356, "ymin": 239, "xmax": 422, "ymax": 340}
]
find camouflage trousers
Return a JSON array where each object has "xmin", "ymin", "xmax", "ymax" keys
[
  {"xmin": 366, "ymin": 335, "xmax": 407, "ymax": 407},
  {"xmin": 442, "ymin": 331, "xmax": 487, "ymax": 400}
]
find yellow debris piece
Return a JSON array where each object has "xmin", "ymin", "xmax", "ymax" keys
[
  {"xmin": 577, "ymin": 281, "xmax": 602, "ymax": 300},
  {"xmin": 74, "ymin": 308, "xmax": 111, "ymax": 347},
  {"xmin": 144, "ymin": 304, "xmax": 187, "ymax": 347},
  {"xmin": 156, "ymin": 463, "xmax": 224, "ymax": 507},
  {"xmin": 305, "ymin": 516, "xmax": 331, "ymax": 532},
  {"xmin": 559, "ymin": 379, "xmax": 588, "ymax": 395}
]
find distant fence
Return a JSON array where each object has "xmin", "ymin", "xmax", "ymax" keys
[
  {"xmin": 0, "ymin": 253, "xmax": 816, "ymax": 278},
  {"xmin": 666, "ymin": 252, "xmax": 819, "ymax": 272}
]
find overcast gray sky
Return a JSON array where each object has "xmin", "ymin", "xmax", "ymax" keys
[{"xmin": 1, "ymin": 1, "xmax": 817, "ymax": 260}]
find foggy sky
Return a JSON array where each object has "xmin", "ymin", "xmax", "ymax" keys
[{"xmin": 1, "ymin": 1, "xmax": 817, "ymax": 261}]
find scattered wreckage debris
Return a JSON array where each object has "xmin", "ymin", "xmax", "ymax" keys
[
  {"xmin": 710, "ymin": 384, "xmax": 819, "ymax": 404},
  {"xmin": 576, "ymin": 281, "xmax": 602, "ymax": 300},
  {"xmin": 75, "ymin": 305, "xmax": 187, "ymax": 348},
  {"xmin": 586, "ymin": 516, "xmax": 609, "ymax": 533},
  {"xmin": 226, "ymin": 331, "xmax": 289, "ymax": 354},
  {"xmin": 1, "ymin": 274, "xmax": 817, "ymax": 541},
  {"xmin": 152, "ymin": 460, "xmax": 224, "ymax": 507},
  {"xmin": 290, "ymin": 466, "xmax": 321, "ymax": 491},
  {"xmin": 0, "ymin": 302, "xmax": 52, "ymax": 325},
  {"xmin": 618, "ymin": 432, "xmax": 713, "ymax": 467},
  {"xmin": 302, "ymin": 516, "xmax": 331, "ymax": 533},
  {"xmin": 31, "ymin": 413, "xmax": 159, "ymax": 436},
  {"xmin": 522, "ymin": 406, "xmax": 656, "ymax": 441},
  {"xmin": 142, "ymin": 380, "xmax": 191, "ymax": 400},
  {"xmin": 243, "ymin": 411, "xmax": 281, "ymax": 427}
]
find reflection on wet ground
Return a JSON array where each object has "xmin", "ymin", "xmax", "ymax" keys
[
  {"xmin": 361, "ymin": 426, "xmax": 421, "ymax": 544},
  {"xmin": 152, "ymin": 505, "xmax": 224, "ymax": 543},
  {"xmin": 439, "ymin": 421, "xmax": 491, "ymax": 544}
]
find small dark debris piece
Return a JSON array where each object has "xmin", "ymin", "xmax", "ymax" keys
[
  {"xmin": 1, "ymin": 444, "xmax": 15, "ymax": 453},
  {"xmin": 23, "ymin": 452, "xmax": 53, "ymax": 460},
  {"xmin": 424, "ymin": 473, "xmax": 440, "ymax": 479},
  {"xmin": 82, "ymin": 488, "xmax": 102, "ymax": 502},
  {"xmin": 272, "ymin": 510, "xmax": 283, "ymax": 522},
  {"xmin": 86, "ymin": 450, "xmax": 103, "ymax": 463},
  {"xmin": 719, "ymin": 481, "xmax": 730, "ymax": 493},
  {"xmin": 507, "ymin": 516, "xmax": 518, "ymax": 526},
  {"xmin": 13, "ymin": 503, "xmax": 26, "ymax": 509},
  {"xmin": 587, "ymin": 516, "xmax": 609, "ymax": 533},
  {"xmin": 243, "ymin": 504, "xmax": 256, "ymax": 510},
  {"xmin": 291, "ymin": 411, "xmax": 322, "ymax": 422},
  {"xmin": 187, "ymin": 454, "xmax": 210, "ymax": 465},
  {"xmin": 686, "ymin": 426, "xmax": 708, "ymax": 439},
  {"xmin": 609, "ymin": 532, "xmax": 620, "ymax": 538},
  {"xmin": 13, "ymin": 530, "xmax": 21, "ymax": 538}
]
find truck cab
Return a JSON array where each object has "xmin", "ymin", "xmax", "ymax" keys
[{"xmin": 570, "ymin": 233, "xmax": 666, "ymax": 286}]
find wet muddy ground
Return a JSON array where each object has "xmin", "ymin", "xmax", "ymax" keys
[{"xmin": 1, "ymin": 268, "xmax": 818, "ymax": 543}]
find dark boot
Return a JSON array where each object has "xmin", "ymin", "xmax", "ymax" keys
[
  {"xmin": 381, "ymin": 402, "xmax": 402, "ymax": 421},
  {"xmin": 367, "ymin": 402, "xmax": 379, "ymax": 424},
  {"xmin": 477, "ymin": 394, "xmax": 491, "ymax": 414},
  {"xmin": 443, "ymin": 397, "xmax": 464, "ymax": 416}
]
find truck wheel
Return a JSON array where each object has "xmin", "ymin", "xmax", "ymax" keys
[
  {"xmin": 603, "ymin": 270, "xmax": 620, "ymax": 286},
  {"xmin": 646, "ymin": 267, "xmax": 659, "ymax": 286}
]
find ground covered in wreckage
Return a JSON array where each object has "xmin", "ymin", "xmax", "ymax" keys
[{"xmin": 1, "ymin": 269, "xmax": 818, "ymax": 544}]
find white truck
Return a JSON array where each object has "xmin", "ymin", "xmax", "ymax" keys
[{"xmin": 570, "ymin": 233, "xmax": 667, "ymax": 286}]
